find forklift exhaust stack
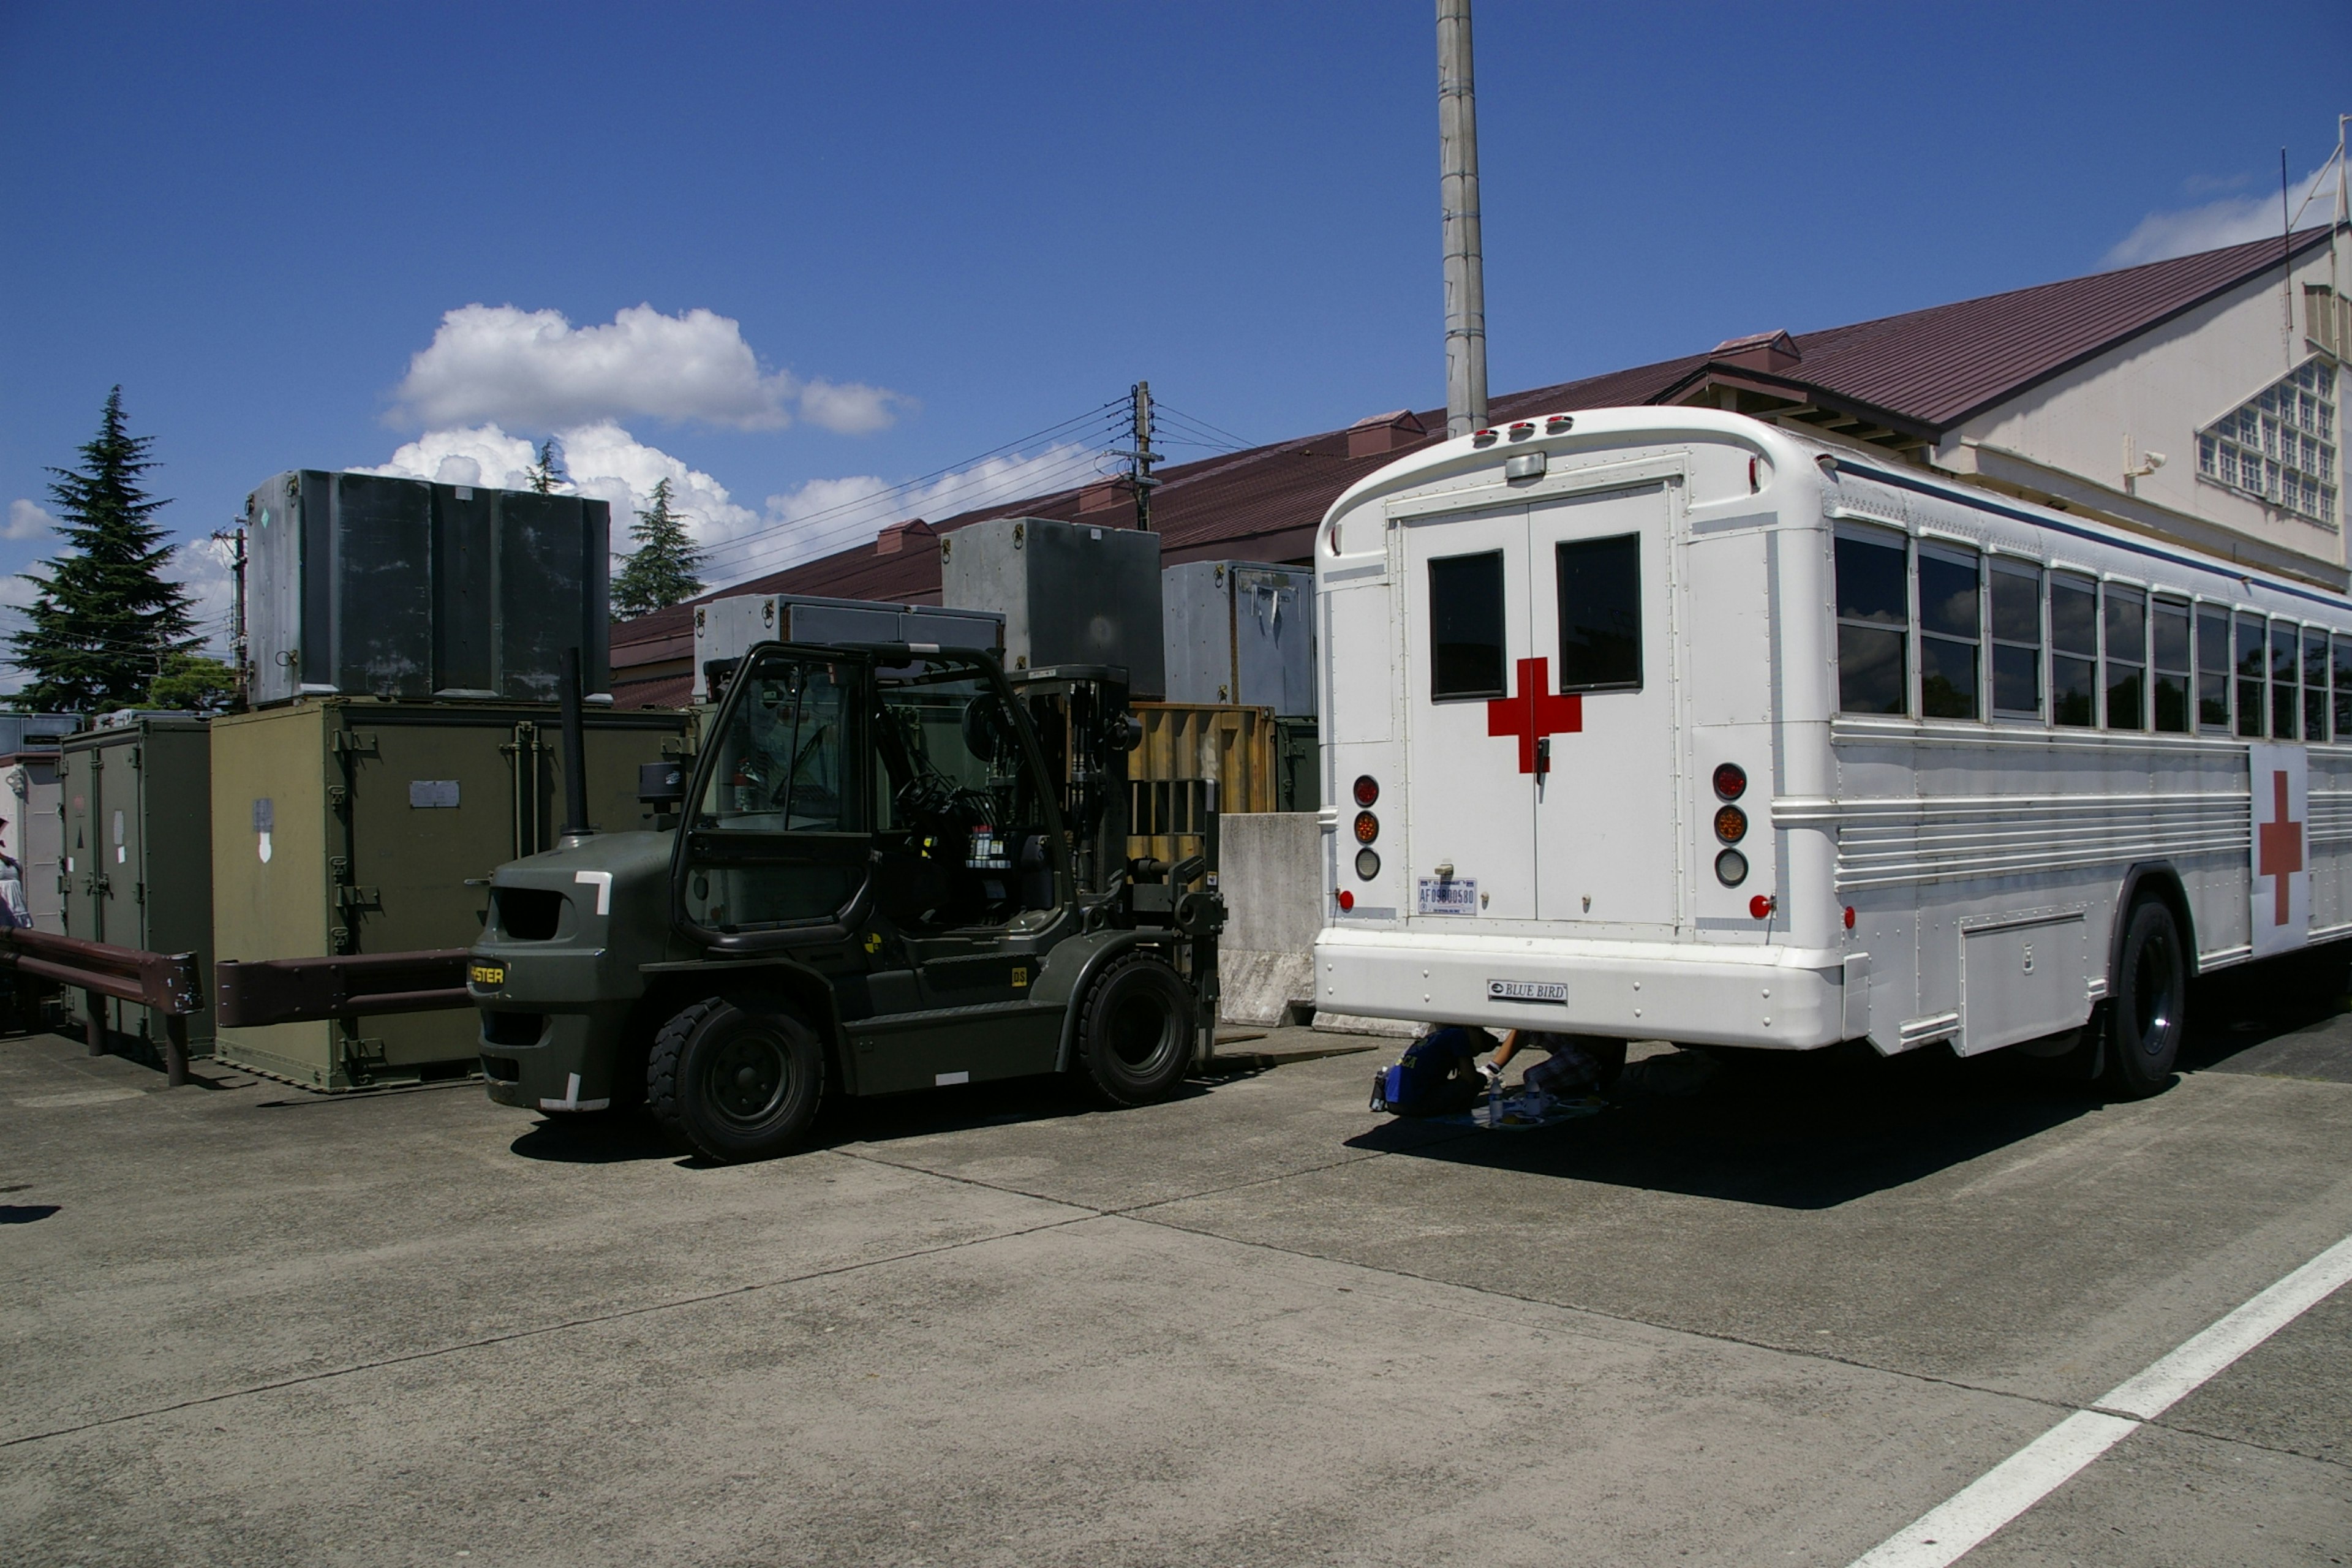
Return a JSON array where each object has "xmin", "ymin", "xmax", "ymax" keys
[{"xmin": 559, "ymin": 647, "xmax": 592, "ymax": 838}]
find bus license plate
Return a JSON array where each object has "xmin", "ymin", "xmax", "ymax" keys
[
  {"xmin": 1487, "ymin": 978, "xmax": 1567, "ymax": 1003},
  {"xmin": 469, "ymin": 963, "xmax": 505, "ymax": 988},
  {"xmin": 1417, "ymin": 877, "xmax": 1477, "ymax": 915}
]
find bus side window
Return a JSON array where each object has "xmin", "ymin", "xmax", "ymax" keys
[
  {"xmin": 2152, "ymin": 597, "xmax": 2191, "ymax": 733},
  {"xmin": 1834, "ymin": 530, "xmax": 1908, "ymax": 715},
  {"xmin": 2196, "ymin": 606, "xmax": 2231, "ymax": 731},
  {"xmin": 2335, "ymin": 633, "xmax": 2352, "ymax": 742},
  {"xmin": 2271, "ymin": 619, "xmax": 2300, "ymax": 740},
  {"xmin": 2050, "ymin": 573, "xmax": 2098, "ymax": 727},
  {"xmin": 2303, "ymin": 628, "xmax": 2328, "ymax": 742},
  {"xmin": 2103, "ymin": 585, "xmax": 2147, "ymax": 730},
  {"xmin": 2236, "ymin": 612, "xmax": 2267, "ymax": 738},
  {"xmin": 1989, "ymin": 563, "xmax": 2043, "ymax": 718},
  {"xmin": 1555, "ymin": 535, "xmax": 1642, "ymax": 692},
  {"xmin": 1917, "ymin": 545, "xmax": 1981, "ymax": 720},
  {"xmin": 1428, "ymin": 551, "xmax": 1507, "ymax": 701}
]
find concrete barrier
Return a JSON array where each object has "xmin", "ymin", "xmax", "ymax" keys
[{"xmin": 1215, "ymin": 812, "xmax": 1410, "ymax": 1036}]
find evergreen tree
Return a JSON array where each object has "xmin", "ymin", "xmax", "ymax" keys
[
  {"xmin": 609, "ymin": 478, "xmax": 706, "ymax": 619},
  {"xmin": 145, "ymin": 653, "xmax": 239, "ymax": 714},
  {"xmin": 526, "ymin": 437, "xmax": 567, "ymax": 494},
  {"xmin": 10, "ymin": 388, "xmax": 197, "ymax": 712}
]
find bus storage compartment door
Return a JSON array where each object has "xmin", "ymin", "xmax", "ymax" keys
[{"xmin": 1958, "ymin": 910, "xmax": 2090, "ymax": 1055}]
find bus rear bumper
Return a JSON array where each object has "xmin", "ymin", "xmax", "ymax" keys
[{"xmin": 1312, "ymin": 925, "xmax": 1853, "ymax": 1049}]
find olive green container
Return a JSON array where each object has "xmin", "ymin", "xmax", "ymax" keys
[
  {"xmin": 210, "ymin": 698, "xmax": 691, "ymax": 1089},
  {"xmin": 62, "ymin": 716, "xmax": 214, "ymax": 1055}
]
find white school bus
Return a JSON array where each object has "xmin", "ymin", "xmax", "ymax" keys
[{"xmin": 1313, "ymin": 396, "xmax": 2348, "ymax": 1095}]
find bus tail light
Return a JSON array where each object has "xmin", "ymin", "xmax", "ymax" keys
[
  {"xmin": 1713, "ymin": 763, "xmax": 1746, "ymax": 800},
  {"xmin": 1714, "ymin": 848, "xmax": 1748, "ymax": 886},
  {"xmin": 1353, "ymin": 811, "xmax": 1379, "ymax": 843},
  {"xmin": 1714, "ymin": 804, "xmax": 1747, "ymax": 843},
  {"xmin": 1355, "ymin": 848, "xmax": 1381, "ymax": 879},
  {"xmin": 1844, "ymin": 905, "xmax": 1856, "ymax": 930},
  {"xmin": 1353, "ymin": 774, "xmax": 1379, "ymax": 807},
  {"xmin": 1749, "ymin": 894, "xmax": 1777, "ymax": 920},
  {"xmin": 1338, "ymin": 889, "xmax": 1354, "ymax": 911}
]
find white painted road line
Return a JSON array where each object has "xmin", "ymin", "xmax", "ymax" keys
[{"xmin": 1849, "ymin": 1232, "xmax": 2352, "ymax": 1568}]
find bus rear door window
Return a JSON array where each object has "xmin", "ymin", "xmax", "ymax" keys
[
  {"xmin": 2236, "ymin": 614, "xmax": 2269, "ymax": 737},
  {"xmin": 1918, "ymin": 546, "xmax": 1981, "ymax": 720},
  {"xmin": 2197, "ymin": 605, "xmax": 2231, "ymax": 731},
  {"xmin": 2103, "ymin": 585, "xmax": 2146, "ymax": 731},
  {"xmin": 1835, "ymin": 531, "xmax": 1908, "ymax": 716},
  {"xmin": 1428, "ymin": 551, "xmax": 1507, "ymax": 701},
  {"xmin": 2271, "ymin": 620, "xmax": 2300, "ymax": 739},
  {"xmin": 2050, "ymin": 573, "xmax": 2098, "ymax": 727},
  {"xmin": 1554, "ymin": 535, "xmax": 1641, "ymax": 692},
  {"xmin": 1989, "ymin": 563, "xmax": 2043, "ymax": 718},
  {"xmin": 2303, "ymin": 628, "xmax": 2329, "ymax": 741},
  {"xmin": 2152, "ymin": 597, "xmax": 2190, "ymax": 733}
]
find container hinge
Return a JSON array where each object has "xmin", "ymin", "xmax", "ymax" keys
[
  {"xmin": 339, "ymin": 1034, "xmax": 388, "ymax": 1071},
  {"xmin": 331, "ymin": 729, "xmax": 379, "ymax": 757},
  {"xmin": 336, "ymin": 884, "xmax": 382, "ymax": 911},
  {"xmin": 330, "ymin": 856, "xmax": 351, "ymax": 881}
]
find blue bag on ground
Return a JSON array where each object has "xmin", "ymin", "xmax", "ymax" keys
[{"xmin": 1369, "ymin": 1027, "xmax": 1488, "ymax": 1116}]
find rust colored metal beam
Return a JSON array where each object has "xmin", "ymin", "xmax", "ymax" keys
[{"xmin": 0, "ymin": 930, "xmax": 203, "ymax": 1087}]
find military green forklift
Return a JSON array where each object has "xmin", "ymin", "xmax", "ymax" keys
[{"xmin": 469, "ymin": 641, "xmax": 1226, "ymax": 1161}]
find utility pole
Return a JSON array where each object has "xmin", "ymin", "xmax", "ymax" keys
[
  {"xmin": 214, "ymin": 522, "xmax": 248, "ymax": 709},
  {"xmin": 1438, "ymin": 0, "xmax": 1488, "ymax": 438},
  {"xmin": 1123, "ymin": 380, "xmax": 1162, "ymax": 532}
]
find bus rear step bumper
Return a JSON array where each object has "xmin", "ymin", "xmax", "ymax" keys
[{"xmin": 1311, "ymin": 927, "xmax": 1852, "ymax": 1050}]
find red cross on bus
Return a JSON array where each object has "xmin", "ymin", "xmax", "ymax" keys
[
  {"xmin": 2257, "ymin": 769, "xmax": 2304, "ymax": 927},
  {"xmin": 1486, "ymin": 656, "xmax": 1581, "ymax": 776}
]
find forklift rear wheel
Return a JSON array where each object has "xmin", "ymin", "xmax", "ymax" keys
[
  {"xmin": 1078, "ymin": 954, "xmax": 1195, "ymax": 1107},
  {"xmin": 648, "ymin": 995, "xmax": 826, "ymax": 1163}
]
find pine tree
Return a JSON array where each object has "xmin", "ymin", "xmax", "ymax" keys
[
  {"xmin": 10, "ymin": 388, "xmax": 197, "ymax": 712},
  {"xmin": 526, "ymin": 437, "xmax": 567, "ymax": 494},
  {"xmin": 609, "ymin": 478, "xmax": 706, "ymax": 619}
]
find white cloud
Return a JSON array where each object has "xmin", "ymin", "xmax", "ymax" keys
[
  {"xmin": 168, "ymin": 535, "xmax": 239, "ymax": 658},
  {"xmin": 6, "ymin": 500, "xmax": 54, "ymax": 541},
  {"xmin": 2105, "ymin": 160, "xmax": 2342, "ymax": 266},
  {"xmin": 388, "ymin": 302, "xmax": 908, "ymax": 434}
]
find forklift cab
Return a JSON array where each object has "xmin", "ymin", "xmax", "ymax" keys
[{"xmin": 676, "ymin": 642, "xmax": 1069, "ymax": 947}]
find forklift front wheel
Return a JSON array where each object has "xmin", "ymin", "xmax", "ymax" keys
[
  {"xmin": 1077, "ymin": 954, "xmax": 1195, "ymax": 1107},
  {"xmin": 648, "ymin": 995, "xmax": 826, "ymax": 1163}
]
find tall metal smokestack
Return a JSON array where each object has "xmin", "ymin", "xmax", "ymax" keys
[{"xmin": 1438, "ymin": 0, "xmax": 1488, "ymax": 438}]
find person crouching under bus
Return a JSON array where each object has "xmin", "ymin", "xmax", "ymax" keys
[{"xmin": 1482, "ymin": 1030, "xmax": 1627, "ymax": 1103}]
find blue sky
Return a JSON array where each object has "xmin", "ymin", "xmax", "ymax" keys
[{"xmin": 2, "ymin": 1, "xmax": 2346, "ymax": 668}]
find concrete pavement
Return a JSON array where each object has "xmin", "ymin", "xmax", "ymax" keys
[{"xmin": 2, "ymin": 978, "xmax": 2347, "ymax": 1566}]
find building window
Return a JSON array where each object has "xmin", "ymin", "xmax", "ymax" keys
[
  {"xmin": 2335, "ymin": 634, "xmax": 2352, "ymax": 742},
  {"xmin": 1835, "ymin": 530, "xmax": 1909, "ymax": 715},
  {"xmin": 2152, "ymin": 597, "xmax": 2191, "ymax": 733},
  {"xmin": 2103, "ymin": 584, "xmax": 2147, "ymax": 730},
  {"xmin": 1553, "ymin": 535, "xmax": 1642, "ymax": 692},
  {"xmin": 1428, "ymin": 551, "xmax": 1506, "ymax": 700},
  {"xmin": 1990, "ymin": 562, "xmax": 2043, "ymax": 718},
  {"xmin": 2197, "ymin": 359, "xmax": 2339, "ymax": 527},
  {"xmin": 2051, "ymin": 573, "xmax": 2099, "ymax": 727},
  {"xmin": 2305, "ymin": 628, "xmax": 2331, "ymax": 742},
  {"xmin": 1918, "ymin": 545, "xmax": 1981, "ymax": 720},
  {"xmin": 2196, "ymin": 606, "xmax": 2232, "ymax": 731},
  {"xmin": 2237, "ymin": 613, "xmax": 2269, "ymax": 737}
]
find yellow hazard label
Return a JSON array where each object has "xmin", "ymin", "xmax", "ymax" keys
[
  {"xmin": 864, "ymin": 932, "xmax": 884, "ymax": 954},
  {"xmin": 1011, "ymin": 966, "xmax": 1029, "ymax": 989},
  {"xmin": 469, "ymin": 963, "xmax": 505, "ymax": 987}
]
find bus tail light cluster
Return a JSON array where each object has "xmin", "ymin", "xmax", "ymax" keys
[
  {"xmin": 1352, "ymin": 776, "xmax": 1382, "ymax": 878},
  {"xmin": 1712, "ymin": 761, "xmax": 1751, "ymax": 886}
]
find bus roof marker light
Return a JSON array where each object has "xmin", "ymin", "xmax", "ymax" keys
[
  {"xmin": 1508, "ymin": 421, "xmax": 1536, "ymax": 440},
  {"xmin": 1545, "ymin": 415, "xmax": 1574, "ymax": 434},
  {"xmin": 1472, "ymin": 429, "xmax": 1499, "ymax": 448}
]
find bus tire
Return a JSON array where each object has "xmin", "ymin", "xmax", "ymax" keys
[
  {"xmin": 647, "ymin": 993, "xmax": 826, "ymax": 1163},
  {"xmin": 2105, "ymin": 899, "xmax": 2185, "ymax": 1099},
  {"xmin": 1077, "ymin": 953, "xmax": 1195, "ymax": 1107}
]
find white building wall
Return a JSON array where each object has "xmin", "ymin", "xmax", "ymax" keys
[{"xmin": 1934, "ymin": 243, "xmax": 2345, "ymax": 581}]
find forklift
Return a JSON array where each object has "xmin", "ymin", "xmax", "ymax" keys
[{"xmin": 468, "ymin": 641, "xmax": 1225, "ymax": 1162}]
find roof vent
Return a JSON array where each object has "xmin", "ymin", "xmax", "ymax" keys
[
  {"xmin": 1710, "ymin": 330, "xmax": 1803, "ymax": 373},
  {"xmin": 875, "ymin": 518, "xmax": 933, "ymax": 555},
  {"xmin": 1347, "ymin": 409, "xmax": 1431, "ymax": 459}
]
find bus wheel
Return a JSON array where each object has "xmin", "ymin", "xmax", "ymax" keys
[
  {"xmin": 1078, "ymin": 954, "xmax": 1195, "ymax": 1107},
  {"xmin": 2106, "ymin": 899, "xmax": 2185, "ymax": 1099},
  {"xmin": 648, "ymin": 994, "xmax": 826, "ymax": 1162}
]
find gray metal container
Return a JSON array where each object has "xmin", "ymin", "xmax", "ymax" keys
[
  {"xmin": 61, "ymin": 716, "xmax": 213, "ymax": 1053},
  {"xmin": 0, "ymin": 714, "xmax": 81, "ymax": 755},
  {"xmin": 244, "ymin": 471, "xmax": 611, "ymax": 706},
  {"xmin": 1161, "ymin": 561, "xmax": 1316, "ymax": 717},
  {"xmin": 692, "ymin": 594, "xmax": 1004, "ymax": 699},
  {"xmin": 939, "ymin": 517, "xmax": 1164, "ymax": 696}
]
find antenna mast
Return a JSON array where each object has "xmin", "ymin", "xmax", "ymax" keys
[{"xmin": 1438, "ymin": 0, "xmax": 1488, "ymax": 438}]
